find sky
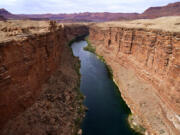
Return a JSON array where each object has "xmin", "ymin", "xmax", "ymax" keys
[{"xmin": 0, "ymin": 0, "xmax": 179, "ymax": 14}]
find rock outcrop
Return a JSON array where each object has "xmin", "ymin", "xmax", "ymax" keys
[
  {"xmin": 89, "ymin": 17, "xmax": 180, "ymax": 135},
  {"xmin": 0, "ymin": 20, "xmax": 88, "ymax": 134}
]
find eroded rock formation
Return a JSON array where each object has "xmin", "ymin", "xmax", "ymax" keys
[
  {"xmin": 89, "ymin": 17, "xmax": 180, "ymax": 135},
  {"xmin": 0, "ymin": 20, "xmax": 88, "ymax": 134}
]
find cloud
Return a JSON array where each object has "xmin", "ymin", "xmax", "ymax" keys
[{"xmin": 0, "ymin": 0, "xmax": 179, "ymax": 14}]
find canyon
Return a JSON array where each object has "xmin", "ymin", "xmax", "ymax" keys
[
  {"xmin": 0, "ymin": 20, "xmax": 88, "ymax": 134},
  {"xmin": 0, "ymin": 15, "xmax": 180, "ymax": 135},
  {"xmin": 88, "ymin": 16, "xmax": 180, "ymax": 135}
]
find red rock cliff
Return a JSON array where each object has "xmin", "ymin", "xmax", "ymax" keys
[
  {"xmin": 89, "ymin": 17, "xmax": 180, "ymax": 135},
  {"xmin": 0, "ymin": 20, "xmax": 88, "ymax": 130}
]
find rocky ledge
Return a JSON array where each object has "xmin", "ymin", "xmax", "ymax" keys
[
  {"xmin": 0, "ymin": 20, "xmax": 88, "ymax": 135},
  {"xmin": 89, "ymin": 16, "xmax": 180, "ymax": 135}
]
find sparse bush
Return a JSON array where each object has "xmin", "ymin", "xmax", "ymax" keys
[{"xmin": 84, "ymin": 37, "xmax": 96, "ymax": 53}]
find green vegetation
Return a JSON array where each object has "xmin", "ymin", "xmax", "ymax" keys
[
  {"xmin": 97, "ymin": 55, "xmax": 105, "ymax": 62},
  {"xmin": 84, "ymin": 37, "xmax": 96, "ymax": 53},
  {"xmin": 84, "ymin": 37, "xmax": 113, "ymax": 78},
  {"xmin": 73, "ymin": 87, "xmax": 85, "ymax": 135},
  {"xmin": 75, "ymin": 88, "xmax": 84, "ymax": 101},
  {"xmin": 73, "ymin": 59, "xmax": 84, "ymax": 105},
  {"xmin": 74, "ymin": 59, "xmax": 81, "ymax": 77},
  {"xmin": 128, "ymin": 114, "xmax": 146, "ymax": 135},
  {"xmin": 68, "ymin": 38, "xmax": 77, "ymax": 46},
  {"xmin": 68, "ymin": 35, "xmax": 87, "ymax": 135},
  {"xmin": 105, "ymin": 64, "xmax": 113, "ymax": 79},
  {"xmin": 77, "ymin": 104, "xmax": 85, "ymax": 114},
  {"xmin": 97, "ymin": 55, "xmax": 113, "ymax": 79},
  {"xmin": 84, "ymin": 38, "xmax": 145, "ymax": 135},
  {"xmin": 74, "ymin": 117, "xmax": 81, "ymax": 126}
]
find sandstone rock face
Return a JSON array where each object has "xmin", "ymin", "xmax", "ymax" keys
[
  {"xmin": 0, "ymin": 20, "xmax": 88, "ymax": 131},
  {"xmin": 89, "ymin": 18, "xmax": 180, "ymax": 135}
]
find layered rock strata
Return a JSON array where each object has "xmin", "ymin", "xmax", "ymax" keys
[
  {"xmin": 89, "ymin": 17, "xmax": 180, "ymax": 135},
  {"xmin": 0, "ymin": 20, "xmax": 88, "ymax": 134}
]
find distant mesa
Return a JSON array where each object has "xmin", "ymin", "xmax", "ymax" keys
[
  {"xmin": 141, "ymin": 2, "xmax": 180, "ymax": 18},
  {"xmin": 0, "ymin": 8, "xmax": 11, "ymax": 16},
  {"xmin": 0, "ymin": 8, "xmax": 17, "ymax": 19},
  {"xmin": 0, "ymin": 2, "xmax": 180, "ymax": 22}
]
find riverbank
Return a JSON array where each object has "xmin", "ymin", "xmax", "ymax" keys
[
  {"xmin": 84, "ymin": 37, "xmax": 144, "ymax": 134},
  {"xmin": 84, "ymin": 37, "xmax": 113, "ymax": 78},
  {"xmin": 68, "ymin": 37, "xmax": 87, "ymax": 135},
  {"xmin": 88, "ymin": 18, "xmax": 180, "ymax": 134},
  {"xmin": 72, "ymin": 40, "xmax": 139, "ymax": 135}
]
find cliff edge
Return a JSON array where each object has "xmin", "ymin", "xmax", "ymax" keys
[
  {"xmin": 89, "ymin": 16, "xmax": 180, "ymax": 135},
  {"xmin": 0, "ymin": 20, "xmax": 88, "ymax": 135}
]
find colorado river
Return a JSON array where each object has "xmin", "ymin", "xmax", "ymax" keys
[{"xmin": 71, "ymin": 40, "xmax": 137, "ymax": 135}]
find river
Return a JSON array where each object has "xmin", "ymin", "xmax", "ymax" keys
[{"xmin": 71, "ymin": 40, "xmax": 137, "ymax": 135}]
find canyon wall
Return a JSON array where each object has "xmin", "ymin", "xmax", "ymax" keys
[
  {"xmin": 0, "ymin": 20, "xmax": 88, "ymax": 132},
  {"xmin": 89, "ymin": 18, "xmax": 180, "ymax": 135}
]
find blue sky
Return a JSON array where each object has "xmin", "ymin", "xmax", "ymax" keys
[{"xmin": 0, "ymin": 0, "xmax": 179, "ymax": 14}]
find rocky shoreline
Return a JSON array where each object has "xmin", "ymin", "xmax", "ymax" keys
[{"xmin": 84, "ymin": 38, "xmax": 145, "ymax": 134}]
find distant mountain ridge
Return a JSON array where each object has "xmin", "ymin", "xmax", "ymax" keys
[
  {"xmin": 17, "ymin": 12, "xmax": 140, "ymax": 22},
  {"xmin": 0, "ymin": 2, "xmax": 180, "ymax": 22},
  {"xmin": 0, "ymin": 8, "xmax": 27, "ymax": 20},
  {"xmin": 141, "ymin": 2, "xmax": 180, "ymax": 18}
]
